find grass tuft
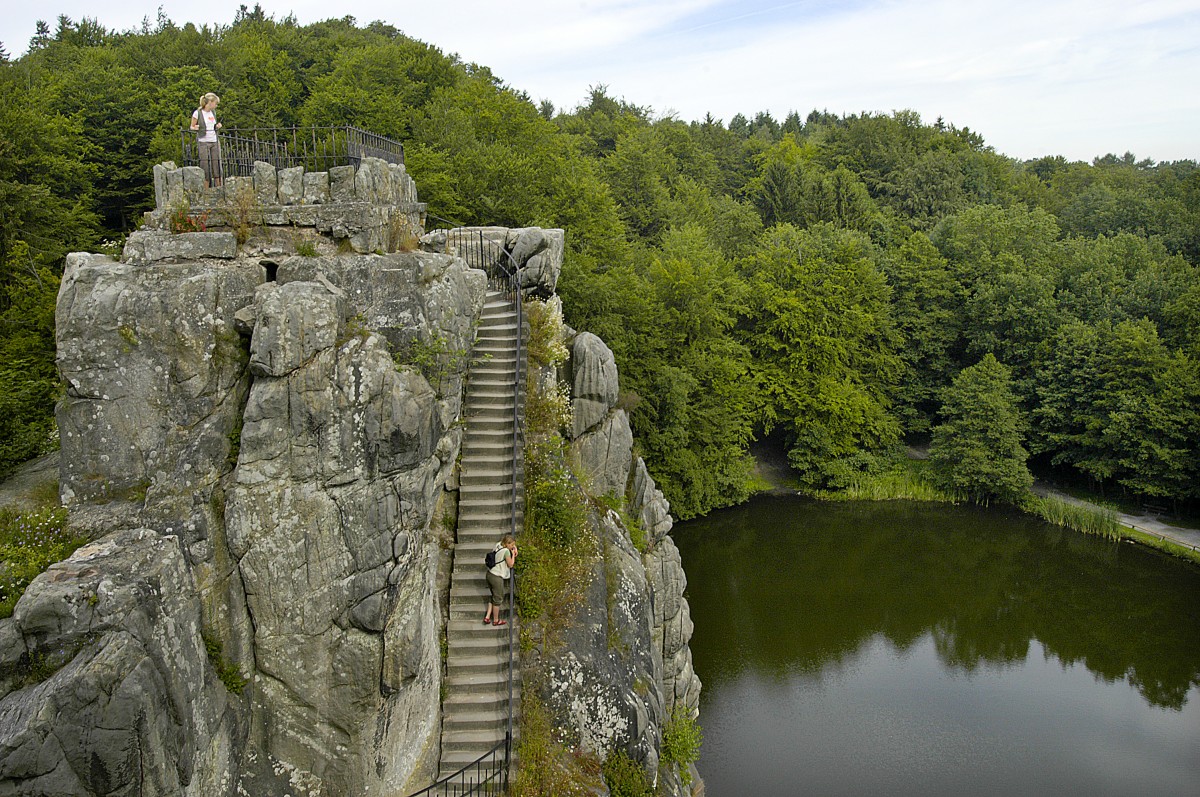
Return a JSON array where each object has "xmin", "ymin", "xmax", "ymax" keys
[{"xmin": 0, "ymin": 503, "xmax": 83, "ymax": 619}]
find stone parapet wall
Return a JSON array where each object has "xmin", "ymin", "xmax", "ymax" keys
[{"xmin": 138, "ymin": 157, "xmax": 427, "ymax": 258}]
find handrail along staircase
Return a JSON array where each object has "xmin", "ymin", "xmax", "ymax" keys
[{"xmin": 407, "ymin": 228, "xmax": 525, "ymax": 796}]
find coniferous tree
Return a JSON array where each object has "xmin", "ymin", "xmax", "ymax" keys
[{"xmin": 929, "ymin": 353, "xmax": 1033, "ymax": 504}]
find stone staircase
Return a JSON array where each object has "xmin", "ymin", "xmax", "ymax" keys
[{"xmin": 438, "ymin": 289, "xmax": 524, "ymax": 780}]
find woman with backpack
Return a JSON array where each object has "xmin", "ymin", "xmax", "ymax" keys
[
  {"xmin": 484, "ymin": 534, "xmax": 518, "ymax": 626},
  {"xmin": 190, "ymin": 92, "xmax": 223, "ymax": 188}
]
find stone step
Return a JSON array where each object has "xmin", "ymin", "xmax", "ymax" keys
[
  {"xmin": 459, "ymin": 451, "xmax": 520, "ymax": 467},
  {"xmin": 463, "ymin": 416, "xmax": 517, "ymax": 431},
  {"xmin": 458, "ymin": 493, "xmax": 523, "ymax": 508},
  {"xmin": 437, "ymin": 745, "xmax": 516, "ymax": 781},
  {"xmin": 478, "ymin": 316, "xmax": 518, "ymax": 329},
  {"xmin": 458, "ymin": 468, "xmax": 520, "ymax": 484},
  {"xmin": 448, "ymin": 631, "xmax": 517, "ymax": 653},
  {"xmin": 461, "ymin": 480, "xmax": 519, "ymax": 494},
  {"xmin": 449, "ymin": 601, "xmax": 507, "ymax": 620},
  {"xmin": 470, "ymin": 352, "xmax": 519, "ymax": 364},
  {"xmin": 466, "ymin": 386, "xmax": 519, "ymax": 399},
  {"xmin": 458, "ymin": 499, "xmax": 523, "ymax": 516},
  {"xmin": 441, "ymin": 729, "xmax": 513, "ymax": 754},
  {"xmin": 453, "ymin": 516, "xmax": 520, "ymax": 528},
  {"xmin": 462, "ymin": 428, "xmax": 520, "ymax": 443},
  {"xmin": 448, "ymin": 616, "xmax": 521, "ymax": 638},
  {"xmin": 450, "ymin": 581, "xmax": 499, "ymax": 602},
  {"xmin": 442, "ymin": 708, "xmax": 515, "ymax": 734},
  {"xmin": 464, "ymin": 404, "xmax": 517, "ymax": 420},
  {"xmin": 467, "ymin": 375, "xmax": 521, "ymax": 389},
  {"xmin": 445, "ymin": 668, "xmax": 517, "ymax": 694},
  {"xmin": 469, "ymin": 362, "xmax": 520, "ymax": 375},
  {"xmin": 454, "ymin": 538, "xmax": 516, "ymax": 554},
  {"xmin": 443, "ymin": 693, "xmax": 518, "ymax": 720},
  {"xmin": 461, "ymin": 451, "xmax": 518, "ymax": 466},
  {"xmin": 473, "ymin": 335, "xmax": 518, "ymax": 345},
  {"xmin": 451, "ymin": 602, "xmax": 515, "ymax": 620},
  {"xmin": 447, "ymin": 652, "xmax": 510, "ymax": 675}
]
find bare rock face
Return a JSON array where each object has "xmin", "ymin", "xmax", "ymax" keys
[
  {"xmin": 4, "ymin": 231, "xmax": 487, "ymax": 796},
  {"xmin": 0, "ymin": 528, "xmax": 239, "ymax": 796},
  {"xmin": 122, "ymin": 230, "xmax": 238, "ymax": 264},
  {"xmin": 571, "ymin": 332, "xmax": 620, "ymax": 438},
  {"xmin": 225, "ymin": 255, "xmax": 484, "ymax": 795},
  {"xmin": 573, "ymin": 410, "xmax": 635, "ymax": 498},
  {"xmin": 540, "ymin": 510, "xmax": 666, "ymax": 779},
  {"xmin": 55, "ymin": 253, "xmax": 258, "ymax": 549},
  {"xmin": 509, "ymin": 227, "xmax": 564, "ymax": 296},
  {"xmin": 546, "ymin": 325, "xmax": 701, "ymax": 795}
]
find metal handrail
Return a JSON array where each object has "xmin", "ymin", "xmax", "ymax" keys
[
  {"xmin": 404, "ymin": 738, "xmax": 509, "ymax": 797},
  {"xmin": 180, "ymin": 125, "xmax": 405, "ymax": 177},
  {"xmin": 406, "ymin": 227, "xmax": 526, "ymax": 797}
]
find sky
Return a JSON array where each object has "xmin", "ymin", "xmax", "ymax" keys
[{"xmin": 3, "ymin": 0, "xmax": 1199, "ymax": 162}]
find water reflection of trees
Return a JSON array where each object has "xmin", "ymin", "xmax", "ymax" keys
[{"xmin": 681, "ymin": 497, "xmax": 1200, "ymax": 710}]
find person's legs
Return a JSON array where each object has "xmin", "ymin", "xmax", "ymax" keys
[
  {"xmin": 485, "ymin": 571, "xmax": 504, "ymax": 623},
  {"xmin": 198, "ymin": 141, "xmax": 214, "ymax": 188},
  {"xmin": 211, "ymin": 141, "xmax": 222, "ymax": 188}
]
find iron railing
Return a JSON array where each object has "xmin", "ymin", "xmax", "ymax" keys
[
  {"xmin": 405, "ymin": 738, "xmax": 511, "ymax": 797},
  {"xmin": 407, "ymin": 227, "xmax": 525, "ymax": 797},
  {"xmin": 180, "ymin": 125, "xmax": 405, "ymax": 178}
]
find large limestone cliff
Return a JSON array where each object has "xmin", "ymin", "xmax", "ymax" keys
[
  {"xmin": 0, "ymin": 163, "xmax": 700, "ymax": 796},
  {"xmin": 527, "ymin": 325, "xmax": 702, "ymax": 794}
]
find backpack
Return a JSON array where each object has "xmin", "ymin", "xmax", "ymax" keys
[{"xmin": 485, "ymin": 547, "xmax": 499, "ymax": 569}]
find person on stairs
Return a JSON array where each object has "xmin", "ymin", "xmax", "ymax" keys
[{"xmin": 484, "ymin": 535, "xmax": 518, "ymax": 626}]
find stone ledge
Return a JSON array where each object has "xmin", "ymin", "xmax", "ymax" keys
[{"xmin": 122, "ymin": 230, "xmax": 237, "ymax": 265}]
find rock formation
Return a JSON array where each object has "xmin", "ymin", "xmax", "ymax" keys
[
  {"xmin": 0, "ymin": 159, "xmax": 699, "ymax": 797},
  {"xmin": 540, "ymin": 327, "xmax": 703, "ymax": 793}
]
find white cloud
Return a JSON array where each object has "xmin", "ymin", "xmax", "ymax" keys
[{"xmin": 2, "ymin": 0, "xmax": 1198, "ymax": 160}]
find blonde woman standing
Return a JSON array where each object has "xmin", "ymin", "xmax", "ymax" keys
[{"xmin": 190, "ymin": 92, "xmax": 223, "ymax": 188}]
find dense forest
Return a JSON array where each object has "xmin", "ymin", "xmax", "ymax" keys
[{"xmin": 2, "ymin": 9, "xmax": 1198, "ymax": 519}]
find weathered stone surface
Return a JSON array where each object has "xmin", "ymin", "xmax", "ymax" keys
[
  {"xmin": 224, "ymin": 175, "xmax": 252, "ymax": 205},
  {"xmin": 182, "ymin": 165, "xmax": 206, "ymax": 201},
  {"xmin": 165, "ymin": 166, "xmax": 185, "ymax": 208},
  {"xmin": 329, "ymin": 165, "xmax": 356, "ymax": 202},
  {"xmin": 354, "ymin": 157, "xmax": 393, "ymax": 204},
  {"xmin": 226, "ymin": 286, "xmax": 458, "ymax": 793},
  {"xmin": 55, "ymin": 254, "xmax": 257, "ymax": 526},
  {"xmin": 277, "ymin": 166, "xmax": 304, "ymax": 205},
  {"xmin": 514, "ymin": 228, "xmax": 564, "ymax": 296},
  {"xmin": 629, "ymin": 457, "xmax": 673, "ymax": 542},
  {"xmin": 248, "ymin": 281, "xmax": 343, "ymax": 378},
  {"xmin": 646, "ymin": 536, "xmax": 700, "ymax": 720},
  {"xmin": 536, "ymin": 510, "xmax": 666, "ymax": 784},
  {"xmin": 572, "ymin": 410, "xmax": 633, "ymax": 499},
  {"xmin": 122, "ymin": 230, "xmax": 237, "ymax": 264},
  {"xmin": 282, "ymin": 252, "xmax": 487, "ymax": 427},
  {"xmin": 389, "ymin": 163, "xmax": 417, "ymax": 204},
  {"xmin": 152, "ymin": 161, "xmax": 176, "ymax": 208},
  {"xmin": 303, "ymin": 171, "xmax": 331, "ymax": 204},
  {"xmin": 571, "ymin": 332, "xmax": 620, "ymax": 438},
  {"xmin": 252, "ymin": 161, "xmax": 278, "ymax": 206},
  {"xmin": 0, "ymin": 528, "xmax": 240, "ymax": 796},
  {"xmin": 314, "ymin": 204, "xmax": 387, "ymax": 253}
]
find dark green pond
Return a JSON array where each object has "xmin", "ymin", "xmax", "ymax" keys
[{"xmin": 676, "ymin": 496, "xmax": 1200, "ymax": 797}]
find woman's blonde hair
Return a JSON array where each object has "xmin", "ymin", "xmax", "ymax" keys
[
  {"xmin": 199, "ymin": 92, "xmax": 220, "ymax": 108},
  {"xmin": 501, "ymin": 534, "xmax": 516, "ymax": 547}
]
